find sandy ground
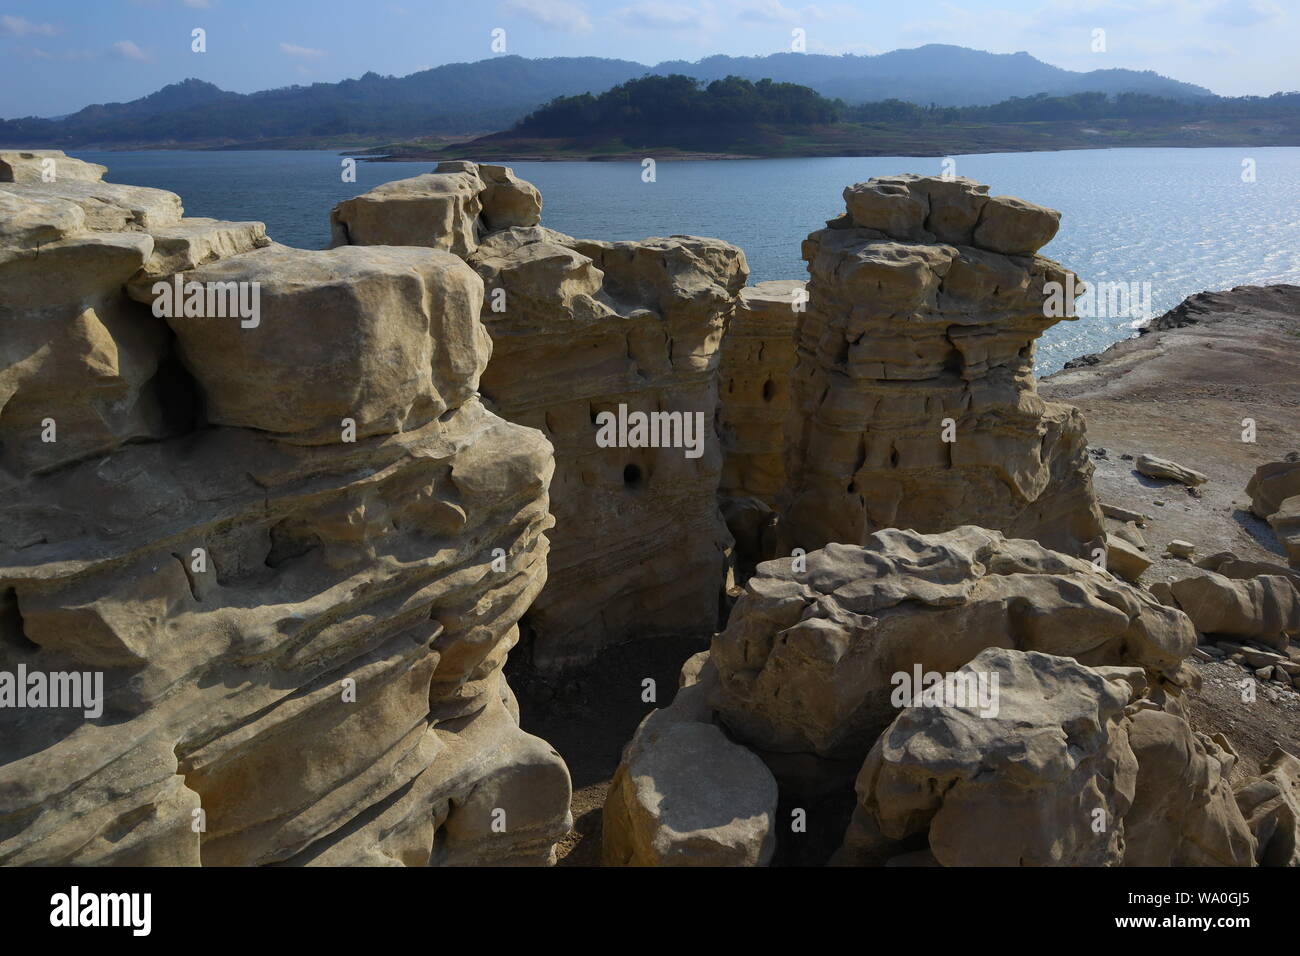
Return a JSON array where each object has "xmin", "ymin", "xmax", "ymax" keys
[
  {"xmin": 1040, "ymin": 285, "xmax": 1300, "ymax": 577},
  {"xmin": 1042, "ymin": 283, "xmax": 1300, "ymax": 776}
]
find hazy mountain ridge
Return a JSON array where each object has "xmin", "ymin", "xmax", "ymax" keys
[{"xmin": 0, "ymin": 46, "xmax": 1216, "ymax": 147}]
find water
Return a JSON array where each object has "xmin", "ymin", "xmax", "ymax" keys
[{"xmin": 70, "ymin": 147, "xmax": 1300, "ymax": 372}]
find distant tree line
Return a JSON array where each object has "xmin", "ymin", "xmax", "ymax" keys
[
  {"xmin": 844, "ymin": 90, "xmax": 1300, "ymax": 124},
  {"xmin": 515, "ymin": 74, "xmax": 839, "ymax": 135}
]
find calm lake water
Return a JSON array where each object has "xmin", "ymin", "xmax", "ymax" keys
[{"xmin": 70, "ymin": 147, "xmax": 1300, "ymax": 372}]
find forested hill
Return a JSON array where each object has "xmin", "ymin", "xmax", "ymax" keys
[
  {"xmin": 385, "ymin": 79, "xmax": 1300, "ymax": 160},
  {"xmin": 0, "ymin": 46, "xmax": 1217, "ymax": 149},
  {"xmin": 515, "ymin": 75, "xmax": 837, "ymax": 137}
]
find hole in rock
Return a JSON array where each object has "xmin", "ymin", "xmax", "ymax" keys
[
  {"xmin": 623, "ymin": 463, "xmax": 643, "ymax": 489},
  {"xmin": 0, "ymin": 588, "xmax": 38, "ymax": 655},
  {"xmin": 146, "ymin": 350, "xmax": 204, "ymax": 435}
]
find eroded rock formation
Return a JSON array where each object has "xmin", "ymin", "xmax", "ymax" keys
[
  {"xmin": 718, "ymin": 280, "xmax": 803, "ymax": 507},
  {"xmin": 1248, "ymin": 459, "xmax": 1300, "ymax": 567},
  {"xmin": 602, "ymin": 652, "xmax": 778, "ymax": 867},
  {"xmin": 331, "ymin": 162, "xmax": 749, "ymax": 669},
  {"xmin": 1151, "ymin": 571, "xmax": 1299, "ymax": 651},
  {"xmin": 604, "ymin": 527, "xmax": 1273, "ymax": 867},
  {"xmin": 837, "ymin": 646, "xmax": 1256, "ymax": 867},
  {"xmin": 778, "ymin": 175, "xmax": 1104, "ymax": 559},
  {"xmin": 0, "ymin": 153, "xmax": 571, "ymax": 866},
  {"xmin": 711, "ymin": 525, "xmax": 1195, "ymax": 769}
]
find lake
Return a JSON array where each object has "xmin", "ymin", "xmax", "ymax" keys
[{"xmin": 69, "ymin": 147, "xmax": 1300, "ymax": 372}]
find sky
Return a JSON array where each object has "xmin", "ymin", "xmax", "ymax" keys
[{"xmin": 2, "ymin": 0, "xmax": 1295, "ymax": 118}]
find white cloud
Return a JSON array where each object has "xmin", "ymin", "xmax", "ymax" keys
[
  {"xmin": 112, "ymin": 40, "xmax": 151, "ymax": 61},
  {"xmin": 1, "ymin": 15, "xmax": 58, "ymax": 37},
  {"xmin": 280, "ymin": 42, "xmax": 326, "ymax": 58},
  {"xmin": 735, "ymin": 0, "xmax": 802, "ymax": 23},
  {"xmin": 614, "ymin": 1, "xmax": 711, "ymax": 30},
  {"xmin": 733, "ymin": 1, "xmax": 858, "ymax": 24},
  {"xmin": 502, "ymin": 0, "xmax": 594, "ymax": 34}
]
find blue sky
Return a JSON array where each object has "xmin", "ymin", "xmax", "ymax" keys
[{"xmin": 2, "ymin": 0, "xmax": 1295, "ymax": 117}]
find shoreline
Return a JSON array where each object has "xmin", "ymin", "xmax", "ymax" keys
[{"xmin": 23, "ymin": 132, "xmax": 1300, "ymax": 159}]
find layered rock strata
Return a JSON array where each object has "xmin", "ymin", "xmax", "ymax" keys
[
  {"xmin": 711, "ymin": 526, "xmax": 1196, "ymax": 770},
  {"xmin": 0, "ymin": 153, "xmax": 571, "ymax": 866},
  {"xmin": 332, "ymin": 162, "xmax": 749, "ymax": 669},
  {"xmin": 778, "ymin": 175, "xmax": 1104, "ymax": 559},
  {"xmin": 718, "ymin": 280, "xmax": 803, "ymax": 506},
  {"xmin": 604, "ymin": 527, "xmax": 1271, "ymax": 867}
]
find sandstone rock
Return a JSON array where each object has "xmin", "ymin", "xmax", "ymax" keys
[
  {"xmin": 333, "ymin": 167, "xmax": 749, "ymax": 669},
  {"xmin": 478, "ymin": 229, "xmax": 747, "ymax": 667},
  {"xmin": 1195, "ymin": 551, "xmax": 1300, "ymax": 590},
  {"xmin": 710, "ymin": 526, "xmax": 1195, "ymax": 767},
  {"xmin": 1121, "ymin": 708, "xmax": 1256, "ymax": 865},
  {"xmin": 836, "ymin": 648, "xmax": 1139, "ymax": 866},
  {"xmin": 134, "ymin": 217, "xmax": 270, "ymax": 278},
  {"xmin": 1247, "ymin": 459, "xmax": 1300, "ymax": 519},
  {"xmin": 718, "ymin": 280, "xmax": 803, "ymax": 506},
  {"xmin": 0, "ymin": 149, "xmax": 107, "ymax": 184},
  {"xmin": 1114, "ymin": 524, "xmax": 1147, "ymax": 551},
  {"xmin": 1164, "ymin": 571, "xmax": 1299, "ymax": 650},
  {"xmin": 972, "ymin": 194, "xmax": 1062, "ymax": 255},
  {"xmin": 1167, "ymin": 539, "xmax": 1196, "ymax": 559},
  {"xmin": 842, "ymin": 176, "xmax": 933, "ymax": 241},
  {"xmin": 329, "ymin": 160, "xmax": 541, "ymax": 257},
  {"xmin": 0, "ymin": 189, "xmax": 171, "ymax": 477},
  {"xmin": 1234, "ymin": 748, "xmax": 1300, "ymax": 866},
  {"xmin": 474, "ymin": 162, "xmax": 543, "ymax": 230},
  {"xmin": 1106, "ymin": 534, "xmax": 1151, "ymax": 582},
  {"xmin": 0, "ymin": 164, "xmax": 571, "ymax": 867},
  {"xmin": 603, "ymin": 721, "xmax": 777, "ymax": 866},
  {"xmin": 1267, "ymin": 495, "xmax": 1300, "ymax": 567},
  {"xmin": 837, "ymin": 647, "xmax": 1255, "ymax": 866},
  {"xmin": 1135, "ymin": 453, "xmax": 1208, "ymax": 487},
  {"xmin": 1238, "ymin": 647, "xmax": 1287, "ymax": 668},
  {"xmin": 603, "ymin": 655, "xmax": 778, "ymax": 866},
  {"xmin": 128, "ymin": 242, "xmax": 490, "ymax": 444},
  {"xmin": 0, "ymin": 189, "xmax": 85, "ymax": 254},
  {"xmin": 779, "ymin": 175, "xmax": 1102, "ymax": 560},
  {"xmin": 1101, "ymin": 502, "xmax": 1151, "ymax": 526},
  {"xmin": 330, "ymin": 168, "xmax": 483, "ymax": 256},
  {"xmin": 0, "ymin": 179, "xmax": 183, "ymax": 232}
]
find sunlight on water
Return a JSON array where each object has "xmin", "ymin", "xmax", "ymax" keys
[{"xmin": 73, "ymin": 147, "xmax": 1300, "ymax": 373}]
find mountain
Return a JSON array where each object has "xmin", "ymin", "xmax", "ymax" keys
[
  {"xmin": 0, "ymin": 46, "xmax": 1216, "ymax": 148},
  {"xmin": 653, "ymin": 46, "xmax": 1211, "ymax": 105}
]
